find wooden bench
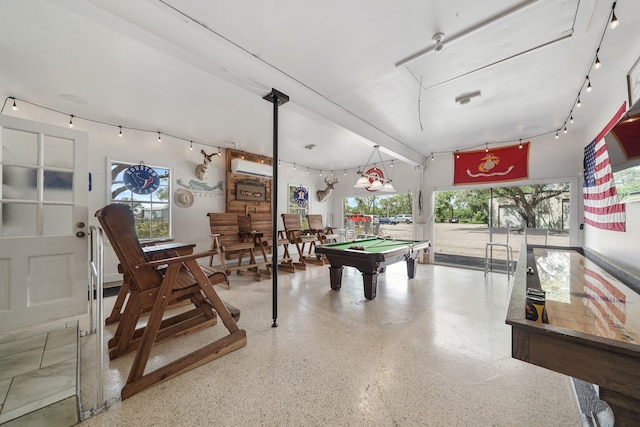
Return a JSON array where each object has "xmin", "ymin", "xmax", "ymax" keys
[
  {"xmin": 207, "ymin": 212, "xmax": 271, "ymax": 281},
  {"xmin": 96, "ymin": 203, "xmax": 245, "ymax": 400}
]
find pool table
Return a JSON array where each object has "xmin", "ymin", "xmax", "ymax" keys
[{"xmin": 314, "ymin": 238, "xmax": 430, "ymax": 300}]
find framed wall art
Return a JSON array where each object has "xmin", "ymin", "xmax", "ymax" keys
[{"xmin": 627, "ymin": 55, "xmax": 640, "ymax": 108}]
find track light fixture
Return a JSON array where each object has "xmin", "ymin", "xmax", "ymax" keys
[{"xmin": 69, "ymin": 115, "xmax": 74, "ymax": 127}]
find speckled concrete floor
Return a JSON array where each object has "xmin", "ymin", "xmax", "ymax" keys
[{"xmin": 78, "ymin": 263, "xmax": 581, "ymax": 426}]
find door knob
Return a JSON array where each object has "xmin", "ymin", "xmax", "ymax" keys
[{"xmin": 76, "ymin": 231, "xmax": 86, "ymax": 238}]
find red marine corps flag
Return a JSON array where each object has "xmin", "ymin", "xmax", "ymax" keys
[{"xmin": 453, "ymin": 142, "xmax": 529, "ymax": 185}]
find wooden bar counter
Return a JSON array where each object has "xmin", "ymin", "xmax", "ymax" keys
[{"xmin": 506, "ymin": 245, "xmax": 640, "ymax": 425}]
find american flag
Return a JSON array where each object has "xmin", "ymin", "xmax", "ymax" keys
[{"xmin": 583, "ymin": 103, "xmax": 626, "ymax": 232}]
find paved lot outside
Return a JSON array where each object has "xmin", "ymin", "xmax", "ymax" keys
[{"xmin": 374, "ymin": 222, "xmax": 570, "ymax": 261}]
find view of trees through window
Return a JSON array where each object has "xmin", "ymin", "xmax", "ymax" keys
[
  {"xmin": 343, "ymin": 193, "xmax": 413, "ymax": 222},
  {"xmin": 613, "ymin": 165, "xmax": 640, "ymax": 203},
  {"xmin": 435, "ymin": 183, "xmax": 570, "ymax": 230},
  {"xmin": 110, "ymin": 160, "xmax": 171, "ymax": 239}
]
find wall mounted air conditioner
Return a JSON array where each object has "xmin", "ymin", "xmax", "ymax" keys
[{"xmin": 231, "ymin": 158, "xmax": 273, "ymax": 179}]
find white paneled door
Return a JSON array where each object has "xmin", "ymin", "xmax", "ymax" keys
[{"xmin": 0, "ymin": 115, "xmax": 88, "ymax": 332}]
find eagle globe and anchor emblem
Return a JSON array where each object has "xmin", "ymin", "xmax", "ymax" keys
[{"xmin": 123, "ymin": 163, "xmax": 160, "ymax": 194}]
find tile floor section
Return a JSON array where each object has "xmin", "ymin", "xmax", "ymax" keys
[
  {"xmin": 2, "ymin": 263, "xmax": 584, "ymax": 426},
  {"xmin": 0, "ymin": 321, "xmax": 79, "ymax": 426}
]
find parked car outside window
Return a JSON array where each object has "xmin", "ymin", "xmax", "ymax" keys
[
  {"xmin": 345, "ymin": 213, "xmax": 372, "ymax": 224},
  {"xmin": 449, "ymin": 217, "xmax": 459, "ymax": 223},
  {"xmin": 379, "ymin": 217, "xmax": 398, "ymax": 225},
  {"xmin": 394, "ymin": 214, "xmax": 412, "ymax": 224}
]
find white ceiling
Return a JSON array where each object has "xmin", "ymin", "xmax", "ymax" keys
[{"xmin": 1, "ymin": 0, "xmax": 639, "ymax": 173}]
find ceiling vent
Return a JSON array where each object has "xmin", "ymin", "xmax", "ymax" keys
[
  {"xmin": 455, "ymin": 90, "xmax": 482, "ymax": 105},
  {"xmin": 231, "ymin": 158, "xmax": 273, "ymax": 179}
]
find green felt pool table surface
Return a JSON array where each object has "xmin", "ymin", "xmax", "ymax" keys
[{"xmin": 318, "ymin": 238, "xmax": 428, "ymax": 254}]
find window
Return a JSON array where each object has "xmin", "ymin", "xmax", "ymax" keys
[{"xmin": 109, "ymin": 160, "xmax": 171, "ymax": 239}]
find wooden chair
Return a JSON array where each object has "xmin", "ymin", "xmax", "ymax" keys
[
  {"xmin": 306, "ymin": 214, "xmax": 339, "ymax": 244},
  {"xmin": 281, "ymin": 213, "xmax": 324, "ymax": 268},
  {"xmin": 207, "ymin": 212, "xmax": 271, "ymax": 281},
  {"xmin": 105, "ymin": 242, "xmax": 198, "ymax": 325},
  {"xmin": 96, "ymin": 203, "xmax": 246, "ymax": 400},
  {"xmin": 246, "ymin": 213, "xmax": 295, "ymax": 272}
]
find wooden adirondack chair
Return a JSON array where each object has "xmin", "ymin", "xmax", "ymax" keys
[
  {"xmin": 96, "ymin": 203, "xmax": 246, "ymax": 400},
  {"xmin": 306, "ymin": 214, "xmax": 339, "ymax": 244},
  {"xmin": 246, "ymin": 213, "xmax": 295, "ymax": 273},
  {"xmin": 281, "ymin": 213, "xmax": 324, "ymax": 268},
  {"xmin": 207, "ymin": 212, "xmax": 271, "ymax": 281}
]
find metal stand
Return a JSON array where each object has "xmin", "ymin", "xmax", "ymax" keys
[{"xmin": 81, "ymin": 226, "xmax": 109, "ymax": 419}]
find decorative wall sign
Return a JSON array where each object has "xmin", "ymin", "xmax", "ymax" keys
[
  {"xmin": 628, "ymin": 55, "xmax": 640, "ymax": 108},
  {"xmin": 293, "ymin": 186, "xmax": 309, "ymax": 205},
  {"xmin": 364, "ymin": 167, "xmax": 384, "ymax": 192},
  {"xmin": 123, "ymin": 163, "xmax": 160, "ymax": 194},
  {"xmin": 236, "ymin": 179, "xmax": 267, "ymax": 202}
]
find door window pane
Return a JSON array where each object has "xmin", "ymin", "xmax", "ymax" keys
[
  {"xmin": 43, "ymin": 170, "xmax": 73, "ymax": 202},
  {"xmin": 43, "ymin": 205, "xmax": 73, "ymax": 236},
  {"xmin": 1, "ymin": 203, "xmax": 37, "ymax": 237},
  {"xmin": 43, "ymin": 135, "xmax": 74, "ymax": 168},
  {"xmin": 2, "ymin": 166, "xmax": 38, "ymax": 200},
  {"xmin": 1, "ymin": 128, "xmax": 38, "ymax": 164}
]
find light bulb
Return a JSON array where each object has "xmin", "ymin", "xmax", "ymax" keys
[
  {"xmin": 69, "ymin": 115, "xmax": 74, "ymax": 127},
  {"xmin": 119, "ymin": 126, "xmax": 123, "ymax": 137},
  {"xmin": 11, "ymin": 98, "xmax": 17, "ymax": 110},
  {"xmin": 610, "ymin": 11, "xmax": 618, "ymax": 29}
]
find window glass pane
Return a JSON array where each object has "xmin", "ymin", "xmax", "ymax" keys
[
  {"xmin": 43, "ymin": 170, "xmax": 73, "ymax": 202},
  {"xmin": 2, "ymin": 128, "xmax": 38, "ymax": 164},
  {"xmin": 43, "ymin": 135, "xmax": 74, "ymax": 168},
  {"xmin": 43, "ymin": 205, "xmax": 73, "ymax": 235},
  {"xmin": 1, "ymin": 203, "xmax": 37, "ymax": 237},
  {"xmin": 2, "ymin": 165, "xmax": 38, "ymax": 200},
  {"xmin": 110, "ymin": 161, "xmax": 171, "ymax": 239}
]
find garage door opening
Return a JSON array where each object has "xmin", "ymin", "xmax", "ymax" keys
[{"xmin": 434, "ymin": 184, "xmax": 571, "ymax": 269}]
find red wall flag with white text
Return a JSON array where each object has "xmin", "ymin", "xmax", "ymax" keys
[
  {"xmin": 453, "ymin": 142, "xmax": 529, "ymax": 185},
  {"xmin": 583, "ymin": 102, "xmax": 626, "ymax": 232}
]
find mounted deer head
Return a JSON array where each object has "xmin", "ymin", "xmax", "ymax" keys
[
  {"xmin": 316, "ymin": 176, "xmax": 338, "ymax": 202},
  {"xmin": 195, "ymin": 149, "xmax": 216, "ymax": 181}
]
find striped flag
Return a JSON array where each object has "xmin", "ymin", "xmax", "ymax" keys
[{"xmin": 583, "ymin": 103, "xmax": 626, "ymax": 232}]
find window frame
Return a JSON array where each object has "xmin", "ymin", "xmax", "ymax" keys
[{"xmin": 107, "ymin": 159, "xmax": 173, "ymax": 241}]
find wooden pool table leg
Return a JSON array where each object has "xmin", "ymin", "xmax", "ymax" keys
[
  {"xmin": 328, "ymin": 266, "xmax": 343, "ymax": 291},
  {"xmin": 362, "ymin": 272, "xmax": 378, "ymax": 300}
]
